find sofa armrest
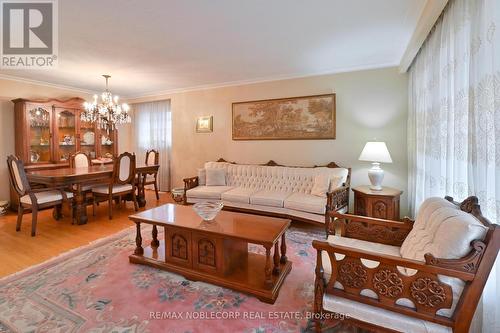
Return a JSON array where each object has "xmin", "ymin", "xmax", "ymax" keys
[
  {"xmin": 312, "ymin": 239, "xmax": 473, "ymax": 327},
  {"xmin": 182, "ymin": 176, "xmax": 199, "ymax": 204},
  {"xmin": 326, "ymin": 212, "xmax": 414, "ymax": 246}
]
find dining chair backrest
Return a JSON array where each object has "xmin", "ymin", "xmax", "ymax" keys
[
  {"xmin": 113, "ymin": 152, "xmax": 136, "ymax": 184},
  {"xmin": 70, "ymin": 152, "xmax": 91, "ymax": 168},
  {"xmin": 6, "ymin": 155, "xmax": 30, "ymax": 197},
  {"xmin": 146, "ymin": 149, "xmax": 159, "ymax": 165}
]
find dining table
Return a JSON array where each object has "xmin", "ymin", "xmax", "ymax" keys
[{"xmin": 27, "ymin": 164, "xmax": 160, "ymax": 225}]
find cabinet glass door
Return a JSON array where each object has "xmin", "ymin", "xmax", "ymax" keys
[
  {"xmin": 55, "ymin": 108, "xmax": 77, "ymax": 162},
  {"xmin": 100, "ymin": 128, "xmax": 116, "ymax": 158},
  {"xmin": 28, "ymin": 106, "xmax": 51, "ymax": 164},
  {"xmin": 80, "ymin": 120, "xmax": 97, "ymax": 159}
]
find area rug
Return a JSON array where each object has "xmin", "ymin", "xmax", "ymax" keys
[{"xmin": 0, "ymin": 225, "xmax": 347, "ymax": 333}]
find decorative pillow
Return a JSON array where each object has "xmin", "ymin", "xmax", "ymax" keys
[
  {"xmin": 206, "ymin": 168, "xmax": 226, "ymax": 186},
  {"xmin": 311, "ymin": 174, "xmax": 330, "ymax": 197},
  {"xmin": 329, "ymin": 176, "xmax": 344, "ymax": 191},
  {"xmin": 197, "ymin": 168, "xmax": 206, "ymax": 186}
]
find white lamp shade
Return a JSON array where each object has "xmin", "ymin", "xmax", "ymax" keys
[{"xmin": 359, "ymin": 142, "xmax": 393, "ymax": 163}]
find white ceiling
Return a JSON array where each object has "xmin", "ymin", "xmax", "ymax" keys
[{"xmin": 0, "ymin": 0, "xmax": 427, "ymax": 98}]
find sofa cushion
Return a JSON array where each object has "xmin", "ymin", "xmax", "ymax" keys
[
  {"xmin": 197, "ymin": 168, "xmax": 206, "ymax": 186},
  {"xmin": 284, "ymin": 192, "xmax": 327, "ymax": 214},
  {"xmin": 400, "ymin": 198, "xmax": 488, "ymax": 261},
  {"xmin": 221, "ymin": 187, "xmax": 257, "ymax": 204},
  {"xmin": 310, "ymin": 174, "xmax": 330, "ymax": 197},
  {"xmin": 186, "ymin": 186, "xmax": 233, "ymax": 200},
  {"xmin": 250, "ymin": 190, "xmax": 292, "ymax": 208},
  {"xmin": 206, "ymin": 168, "xmax": 226, "ymax": 186},
  {"xmin": 323, "ymin": 295, "xmax": 451, "ymax": 333}
]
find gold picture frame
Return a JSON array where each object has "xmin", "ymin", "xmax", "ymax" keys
[
  {"xmin": 196, "ymin": 116, "xmax": 213, "ymax": 133},
  {"xmin": 232, "ymin": 93, "xmax": 336, "ymax": 140}
]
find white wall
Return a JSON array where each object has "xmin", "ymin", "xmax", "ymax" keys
[{"xmin": 129, "ymin": 67, "xmax": 409, "ymax": 215}]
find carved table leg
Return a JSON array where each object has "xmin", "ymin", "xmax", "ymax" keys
[
  {"xmin": 73, "ymin": 184, "xmax": 88, "ymax": 225},
  {"xmin": 265, "ymin": 246, "xmax": 272, "ymax": 287},
  {"xmin": 136, "ymin": 172, "xmax": 147, "ymax": 208},
  {"xmin": 273, "ymin": 242, "xmax": 280, "ymax": 275},
  {"xmin": 280, "ymin": 233, "xmax": 287, "ymax": 264},
  {"xmin": 151, "ymin": 225, "xmax": 159, "ymax": 248},
  {"xmin": 134, "ymin": 222, "xmax": 144, "ymax": 255}
]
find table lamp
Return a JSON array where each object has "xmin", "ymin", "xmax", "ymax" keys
[{"xmin": 359, "ymin": 141, "xmax": 392, "ymax": 191}]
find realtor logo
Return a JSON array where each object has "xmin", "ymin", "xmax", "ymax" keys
[{"xmin": 1, "ymin": 0, "xmax": 58, "ymax": 68}]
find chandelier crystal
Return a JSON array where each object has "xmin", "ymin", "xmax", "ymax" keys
[{"xmin": 81, "ymin": 75, "xmax": 131, "ymax": 131}]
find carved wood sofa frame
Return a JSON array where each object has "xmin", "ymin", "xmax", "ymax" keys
[
  {"xmin": 313, "ymin": 196, "xmax": 500, "ymax": 333},
  {"xmin": 183, "ymin": 158, "xmax": 351, "ymax": 225}
]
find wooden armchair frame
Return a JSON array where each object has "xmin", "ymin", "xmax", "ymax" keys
[
  {"xmin": 7, "ymin": 155, "xmax": 73, "ymax": 236},
  {"xmin": 183, "ymin": 158, "xmax": 351, "ymax": 224},
  {"xmin": 313, "ymin": 196, "xmax": 500, "ymax": 333}
]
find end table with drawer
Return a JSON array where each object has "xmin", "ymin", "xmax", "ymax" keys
[{"xmin": 352, "ymin": 185, "xmax": 402, "ymax": 220}]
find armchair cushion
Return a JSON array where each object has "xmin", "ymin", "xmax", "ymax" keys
[
  {"xmin": 186, "ymin": 185, "xmax": 233, "ymax": 200},
  {"xmin": 20, "ymin": 190, "xmax": 74, "ymax": 205},
  {"xmin": 284, "ymin": 192, "xmax": 327, "ymax": 214},
  {"xmin": 400, "ymin": 197, "xmax": 488, "ymax": 262},
  {"xmin": 323, "ymin": 295, "xmax": 451, "ymax": 333}
]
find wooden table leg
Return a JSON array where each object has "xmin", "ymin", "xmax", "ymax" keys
[
  {"xmin": 73, "ymin": 184, "xmax": 88, "ymax": 225},
  {"xmin": 136, "ymin": 172, "xmax": 147, "ymax": 208},
  {"xmin": 280, "ymin": 233, "xmax": 287, "ymax": 264},
  {"xmin": 134, "ymin": 222, "xmax": 144, "ymax": 255},
  {"xmin": 273, "ymin": 242, "xmax": 280, "ymax": 275},
  {"xmin": 265, "ymin": 245, "xmax": 272, "ymax": 287},
  {"xmin": 151, "ymin": 225, "xmax": 160, "ymax": 247}
]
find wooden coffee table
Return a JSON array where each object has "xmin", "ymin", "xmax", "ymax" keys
[{"xmin": 129, "ymin": 204, "xmax": 292, "ymax": 303}]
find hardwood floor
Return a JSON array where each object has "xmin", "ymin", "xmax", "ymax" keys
[{"xmin": 0, "ymin": 190, "xmax": 173, "ymax": 278}]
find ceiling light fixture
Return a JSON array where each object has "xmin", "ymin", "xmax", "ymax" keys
[{"xmin": 81, "ymin": 75, "xmax": 131, "ymax": 131}]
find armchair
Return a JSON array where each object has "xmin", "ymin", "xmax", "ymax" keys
[
  {"xmin": 7, "ymin": 155, "xmax": 73, "ymax": 236},
  {"xmin": 313, "ymin": 196, "xmax": 500, "ymax": 333}
]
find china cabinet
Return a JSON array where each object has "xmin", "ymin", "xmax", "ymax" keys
[{"xmin": 10, "ymin": 97, "xmax": 118, "ymax": 208}]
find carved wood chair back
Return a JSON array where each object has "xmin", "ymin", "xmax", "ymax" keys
[
  {"xmin": 145, "ymin": 149, "xmax": 159, "ymax": 165},
  {"xmin": 112, "ymin": 152, "xmax": 136, "ymax": 185},
  {"xmin": 69, "ymin": 152, "xmax": 91, "ymax": 168},
  {"xmin": 6, "ymin": 155, "xmax": 30, "ymax": 197}
]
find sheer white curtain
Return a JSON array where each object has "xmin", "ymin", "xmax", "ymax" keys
[
  {"xmin": 132, "ymin": 100, "xmax": 172, "ymax": 191},
  {"xmin": 408, "ymin": 0, "xmax": 499, "ymax": 331}
]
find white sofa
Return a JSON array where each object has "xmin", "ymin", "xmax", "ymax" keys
[
  {"xmin": 183, "ymin": 160, "xmax": 351, "ymax": 224},
  {"xmin": 314, "ymin": 196, "xmax": 497, "ymax": 333}
]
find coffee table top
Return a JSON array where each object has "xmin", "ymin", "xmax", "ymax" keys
[{"xmin": 129, "ymin": 204, "xmax": 290, "ymax": 245}]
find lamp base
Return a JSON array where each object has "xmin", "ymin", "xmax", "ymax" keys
[{"xmin": 368, "ymin": 162, "xmax": 384, "ymax": 191}]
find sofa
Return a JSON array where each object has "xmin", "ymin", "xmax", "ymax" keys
[
  {"xmin": 183, "ymin": 159, "xmax": 351, "ymax": 224},
  {"xmin": 313, "ymin": 196, "xmax": 499, "ymax": 333}
]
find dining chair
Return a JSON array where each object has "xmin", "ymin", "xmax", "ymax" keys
[
  {"xmin": 92, "ymin": 152, "xmax": 139, "ymax": 219},
  {"xmin": 7, "ymin": 155, "xmax": 73, "ymax": 236},
  {"xmin": 143, "ymin": 149, "xmax": 160, "ymax": 200},
  {"xmin": 69, "ymin": 151, "xmax": 91, "ymax": 168}
]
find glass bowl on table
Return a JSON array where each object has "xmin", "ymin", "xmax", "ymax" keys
[{"xmin": 192, "ymin": 201, "xmax": 223, "ymax": 221}]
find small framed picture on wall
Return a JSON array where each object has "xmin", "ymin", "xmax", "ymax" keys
[{"xmin": 196, "ymin": 116, "xmax": 213, "ymax": 133}]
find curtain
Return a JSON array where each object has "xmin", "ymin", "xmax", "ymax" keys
[
  {"xmin": 132, "ymin": 100, "xmax": 172, "ymax": 191},
  {"xmin": 408, "ymin": 0, "xmax": 499, "ymax": 331}
]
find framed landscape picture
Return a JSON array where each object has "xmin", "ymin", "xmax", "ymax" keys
[{"xmin": 232, "ymin": 93, "xmax": 336, "ymax": 140}]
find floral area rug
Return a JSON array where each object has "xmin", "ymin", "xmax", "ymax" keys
[{"xmin": 0, "ymin": 225, "xmax": 352, "ymax": 333}]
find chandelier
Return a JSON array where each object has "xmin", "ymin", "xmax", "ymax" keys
[{"xmin": 82, "ymin": 75, "xmax": 131, "ymax": 131}]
